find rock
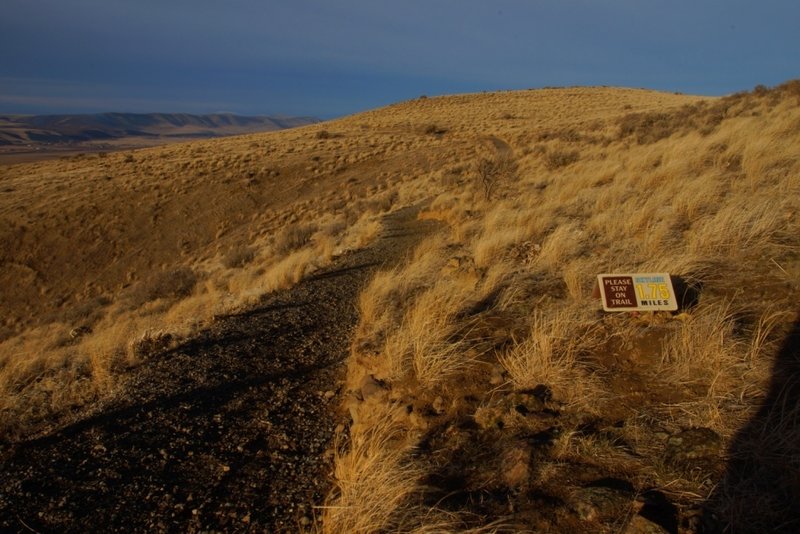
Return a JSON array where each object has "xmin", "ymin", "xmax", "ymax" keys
[
  {"xmin": 510, "ymin": 390, "xmax": 546, "ymax": 415},
  {"xmin": 69, "ymin": 325, "xmax": 92, "ymax": 339},
  {"xmin": 348, "ymin": 404, "xmax": 360, "ymax": 425},
  {"xmin": 432, "ymin": 396, "xmax": 445, "ymax": 415},
  {"xmin": 408, "ymin": 411, "xmax": 429, "ymax": 430},
  {"xmin": 569, "ymin": 486, "xmax": 633, "ymax": 522},
  {"xmin": 530, "ymin": 384, "xmax": 553, "ymax": 403},
  {"xmin": 359, "ymin": 374, "xmax": 386, "ymax": 401},
  {"xmin": 664, "ymin": 427, "xmax": 722, "ymax": 468},
  {"xmin": 624, "ymin": 514, "xmax": 670, "ymax": 534},
  {"xmin": 474, "ymin": 405, "xmax": 504, "ymax": 430},
  {"xmin": 323, "ymin": 390, "xmax": 336, "ymax": 401},
  {"xmin": 489, "ymin": 364, "xmax": 505, "ymax": 385},
  {"xmin": 502, "ymin": 444, "xmax": 531, "ymax": 488},
  {"xmin": 440, "ymin": 255, "xmax": 480, "ymax": 282},
  {"xmin": 508, "ymin": 241, "xmax": 540, "ymax": 264}
]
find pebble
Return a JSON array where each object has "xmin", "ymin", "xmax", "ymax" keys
[
  {"xmin": 664, "ymin": 427, "xmax": 721, "ymax": 468},
  {"xmin": 432, "ymin": 396, "xmax": 445, "ymax": 415},
  {"xmin": 624, "ymin": 514, "xmax": 670, "ymax": 534},
  {"xmin": 569, "ymin": 486, "xmax": 632, "ymax": 522}
]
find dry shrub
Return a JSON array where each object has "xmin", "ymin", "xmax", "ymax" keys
[
  {"xmin": 544, "ymin": 149, "xmax": 580, "ymax": 170},
  {"xmin": 616, "ymin": 91, "xmax": 763, "ymax": 145},
  {"xmin": 130, "ymin": 266, "xmax": 197, "ymax": 306},
  {"xmin": 475, "ymin": 153, "xmax": 517, "ymax": 200},
  {"xmin": 350, "ymin": 237, "xmax": 451, "ymax": 382},
  {"xmin": 538, "ymin": 128, "xmax": 583, "ymax": 143},
  {"xmin": 533, "ymin": 223, "xmax": 585, "ymax": 271},
  {"xmin": 687, "ymin": 195, "xmax": 790, "ymax": 258},
  {"xmin": 472, "ymin": 224, "xmax": 528, "ymax": 269},
  {"xmin": 423, "ymin": 124, "xmax": 447, "ymax": 135},
  {"xmin": 335, "ymin": 213, "xmax": 383, "ymax": 254},
  {"xmin": 323, "ymin": 409, "xmax": 491, "ymax": 533},
  {"xmin": 273, "ymin": 223, "xmax": 316, "ymax": 255},
  {"xmin": 562, "ymin": 260, "xmax": 587, "ymax": 301},
  {"xmin": 0, "ymin": 320, "xmax": 126, "ymax": 438},
  {"xmin": 249, "ymin": 248, "xmax": 321, "ymax": 298},
  {"xmin": 128, "ymin": 329, "xmax": 175, "ymax": 361},
  {"xmin": 618, "ymin": 111, "xmax": 678, "ymax": 143},
  {"xmin": 222, "ymin": 245, "xmax": 255, "ymax": 268},
  {"xmin": 775, "ymin": 79, "xmax": 800, "ymax": 105}
]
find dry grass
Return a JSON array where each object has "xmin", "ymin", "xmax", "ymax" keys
[
  {"xmin": 386, "ymin": 282, "xmax": 479, "ymax": 388},
  {"xmin": 498, "ymin": 308, "xmax": 604, "ymax": 412},
  {"xmin": 337, "ymin": 82, "xmax": 800, "ymax": 531},
  {"xmin": 3, "ymin": 81, "xmax": 800, "ymax": 530},
  {"xmin": 322, "ymin": 412, "xmax": 424, "ymax": 533},
  {"xmin": 323, "ymin": 409, "xmax": 514, "ymax": 533},
  {"xmin": 0, "ymin": 107, "xmax": 447, "ymax": 437},
  {"xmin": 659, "ymin": 303, "xmax": 743, "ymax": 388}
]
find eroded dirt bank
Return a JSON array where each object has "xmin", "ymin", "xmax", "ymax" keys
[{"xmin": 0, "ymin": 205, "xmax": 438, "ymax": 533}]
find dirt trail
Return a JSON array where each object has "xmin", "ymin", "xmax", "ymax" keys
[{"xmin": 0, "ymin": 205, "xmax": 438, "ymax": 533}]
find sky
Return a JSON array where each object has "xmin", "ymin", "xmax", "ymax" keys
[{"xmin": 1, "ymin": 1, "xmax": 799, "ymax": 119}]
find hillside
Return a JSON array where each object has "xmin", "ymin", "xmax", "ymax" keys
[{"xmin": 1, "ymin": 82, "xmax": 799, "ymax": 532}]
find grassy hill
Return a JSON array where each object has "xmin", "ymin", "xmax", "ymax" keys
[{"xmin": 1, "ymin": 82, "xmax": 799, "ymax": 531}]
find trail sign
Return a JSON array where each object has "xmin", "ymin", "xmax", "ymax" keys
[{"xmin": 597, "ymin": 273, "xmax": 678, "ymax": 312}]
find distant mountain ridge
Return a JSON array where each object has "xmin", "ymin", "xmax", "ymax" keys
[{"xmin": 0, "ymin": 112, "xmax": 320, "ymax": 146}]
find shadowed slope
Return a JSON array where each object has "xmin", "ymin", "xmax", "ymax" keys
[
  {"xmin": 705, "ymin": 312, "xmax": 800, "ymax": 532},
  {"xmin": 0, "ymin": 206, "xmax": 438, "ymax": 533}
]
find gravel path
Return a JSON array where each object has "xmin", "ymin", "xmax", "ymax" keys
[{"xmin": 0, "ymin": 205, "xmax": 437, "ymax": 533}]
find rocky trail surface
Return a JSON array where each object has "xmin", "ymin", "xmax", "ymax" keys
[{"xmin": 0, "ymin": 205, "xmax": 437, "ymax": 533}]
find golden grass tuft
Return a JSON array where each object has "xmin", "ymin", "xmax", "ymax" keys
[
  {"xmin": 385, "ymin": 281, "xmax": 478, "ymax": 388},
  {"xmin": 499, "ymin": 308, "xmax": 605, "ymax": 413},
  {"xmin": 321, "ymin": 412, "xmax": 424, "ymax": 533}
]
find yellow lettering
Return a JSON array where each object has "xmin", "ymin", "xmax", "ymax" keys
[{"xmin": 659, "ymin": 283, "xmax": 670, "ymax": 299}]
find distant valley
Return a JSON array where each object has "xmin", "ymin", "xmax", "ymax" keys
[{"xmin": 0, "ymin": 112, "xmax": 320, "ymax": 163}]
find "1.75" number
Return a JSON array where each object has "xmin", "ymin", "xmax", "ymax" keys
[{"xmin": 636, "ymin": 283, "xmax": 669, "ymax": 300}]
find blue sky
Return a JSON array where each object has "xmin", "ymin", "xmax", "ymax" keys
[{"xmin": 1, "ymin": 1, "xmax": 799, "ymax": 118}]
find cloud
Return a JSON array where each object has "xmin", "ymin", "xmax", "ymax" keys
[
  {"xmin": 0, "ymin": 93, "xmax": 230, "ymax": 113},
  {"xmin": 0, "ymin": 78, "xmax": 235, "ymax": 114}
]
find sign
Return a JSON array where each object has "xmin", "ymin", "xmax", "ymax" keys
[{"xmin": 597, "ymin": 273, "xmax": 678, "ymax": 312}]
